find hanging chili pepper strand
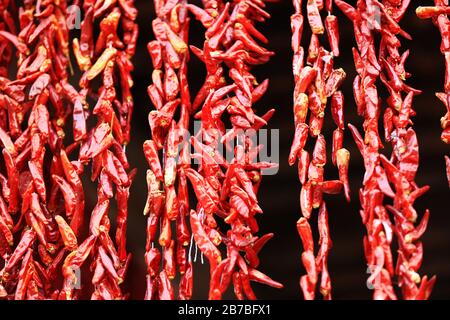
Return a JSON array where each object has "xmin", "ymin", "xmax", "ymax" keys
[
  {"xmin": 290, "ymin": 0, "xmax": 349, "ymax": 300},
  {"xmin": 417, "ymin": 2, "xmax": 450, "ymax": 187},
  {"xmin": 378, "ymin": 0, "xmax": 436, "ymax": 300},
  {"xmin": 0, "ymin": 0, "xmax": 83, "ymax": 299},
  {"xmin": 186, "ymin": 0, "xmax": 283, "ymax": 300},
  {"xmin": 0, "ymin": 0, "xmax": 16, "ymax": 77},
  {"xmin": 1, "ymin": 0, "xmax": 65, "ymax": 300},
  {"xmin": 0, "ymin": 0, "xmax": 17, "ymax": 160},
  {"xmin": 336, "ymin": 0, "xmax": 435, "ymax": 299},
  {"xmin": 145, "ymin": 0, "xmax": 191, "ymax": 300},
  {"xmin": 336, "ymin": 0, "xmax": 400, "ymax": 299},
  {"xmin": 0, "ymin": 0, "xmax": 17, "ymax": 298},
  {"xmin": 59, "ymin": 0, "xmax": 138, "ymax": 300}
]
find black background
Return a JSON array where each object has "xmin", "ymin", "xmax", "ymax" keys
[{"xmin": 81, "ymin": 0, "xmax": 450, "ymax": 299}]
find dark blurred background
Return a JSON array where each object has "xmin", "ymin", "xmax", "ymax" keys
[{"xmin": 102, "ymin": 0, "xmax": 450, "ymax": 299}]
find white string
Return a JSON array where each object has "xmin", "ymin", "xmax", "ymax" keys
[
  {"xmin": 194, "ymin": 240, "xmax": 199, "ymax": 263},
  {"xmin": 188, "ymin": 234, "xmax": 194, "ymax": 263},
  {"xmin": 198, "ymin": 209, "xmax": 205, "ymax": 264}
]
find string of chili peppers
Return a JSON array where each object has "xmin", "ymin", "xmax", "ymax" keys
[
  {"xmin": 188, "ymin": 0, "xmax": 283, "ymax": 300},
  {"xmin": 145, "ymin": 0, "xmax": 193, "ymax": 300},
  {"xmin": 336, "ymin": 0, "xmax": 435, "ymax": 299},
  {"xmin": 0, "ymin": 0, "xmax": 16, "ymax": 78},
  {"xmin": 145, "ymin": 0, "xmax": 283, "ymax": 300},
  {"xmin": 377, "ymin": 0, "xmax": 436, "ymax": 300},
  {"xmin": 290, "ymin": 0, "xmax": 349, "ymax": 300},
  {"xmin": 62, "ymin": 0, "xmax": 138, "ymax": 300},
  {"xmin": 0, "ymin": 0, "xmax": 20, "ymax": 299},
  {"xmin": 417, "ymin": 2, "xmax": 450, "ymax": 187},
  {"xmin": 0, "ymin": 0, "xmax": 79, "ymax": 299},
  {"xmin": 336, "ymin": 0, "xmax": 397, "ymax": 299}
]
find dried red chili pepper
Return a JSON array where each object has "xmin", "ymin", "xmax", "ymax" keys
[{"xmin": 54, "ymin": 215, "xmax": 78, "ymax": 251}]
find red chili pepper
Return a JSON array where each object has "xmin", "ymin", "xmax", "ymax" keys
[
  {"xmin": 176, "ymin": 208, "xmax": 190, "ymax": 247},
  {"xmin": 144, "ymin": 170, "xmax": 165, "ymax": 218},
  {"xmin": 325, "ymin": 15, "xmax": 339, "ymax": 56},
  {"xmin": 0, "ymin": 30, "xmax": 28, "ymax": 54},
  {"xmin": 55, "ymin": 215, "xmax": 78, "ymax": 251},
  {"xmin": 60, "ymin": 149, "xmax": 85, "ymax": 235},
  {"xmin": 158, "ymin": 270, "xmax": 175, "ymax": 300},
  {"xmin": 159, "ymin": 214, "xmax": 172, "ymax": 248},
  {"xmin": 4, "ymin": 229, "xmax": 35, "ymax": 275},
  {"xmin": 89, "ymin": 200, "xmax": 110, "ymax": 237},
  {"xmin": 144, "ymin": 247, "xmax": 161, "ymax": 280},
  {"xmin": 3, "ymin": 149, "xmax": 19, "ymax": 213},
  {"xmin": 102, "ymin": 150, "xmax": 129, "ymax": 186},
  {"xmin": 209, "ymin": 258, "xmax": 229, "ymax": 300},
  {"xmin": 185, "ymin": 169, "xmax": 219, "ymax": 215},
  {"xmin": 190, "ymin": 210, "xmax": 221, "ymax": 269},
  {"xmin": 0, "ymin": 194, "xmax": 13, "ymax": 229},
  {"xmin": 306, "ymin": 0, "xmax": 324, "ymax": 34},
  {"xmin": 52, "ymin": 175, "xmax": 76, "ymax": 219},
  {"xmin": 445, "ymin": 156, "xmax": 450, "ymax": 187},
  {"xmin": 163, "ymin": 239, "xmax": 176, "ymax": 280},
  {"xmin": 0, "ymin": 215, "xmax": 13, "ymax": 246},
  {"xmin": 300, "ymin": 182, "xmax": 313, "ymax": 219},
  {"xmin": 179, "ymin": 261, "xmax": 193, "ymax": 300},
  {"xmin": 289, "ymin": 123, "xmax": 309, "ymax": 166},
  {"xmin": 14, "ymin": 249, "xmax": 34, "ymax": 300},
  {"xmin": 0, "ymin": 126, "xmax": 17, "ymax": 157}
]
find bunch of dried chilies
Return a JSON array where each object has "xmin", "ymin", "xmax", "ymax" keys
[
  {"xmin": 417, "ymin": 2, "xmax": 450, "ymax": 186},
  {"xmin": 0, "ymin": 0, "xmax": 444, "ymax": 300},
  {"xmin": 336, "ymin": 0, "xmax": 434, "ymax": 300},
  {"xmin": 290, "ymin": 0, "xmax": 349, "ymax": 300},
  {"xmin": 0, "ymin": 0, "xmax": 137, "ymax": 299},
  {"xmin": 145, "ymin": 0, "xmax": 282, "ymax": 300}
]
